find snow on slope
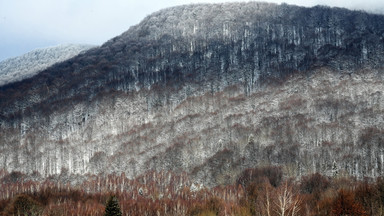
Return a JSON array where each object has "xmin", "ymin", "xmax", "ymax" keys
[{"xmin": 0, "ymin": 44, "xmax": 95, "ymax": 87}]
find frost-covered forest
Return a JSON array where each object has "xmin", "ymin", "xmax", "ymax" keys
[
  {"xmin": 0, "ymin": 1, "xmax": 383, "ymax": 199},
  {"xmin": 0, "ymin": 44, "xmax": 94, "ymax": 86}
]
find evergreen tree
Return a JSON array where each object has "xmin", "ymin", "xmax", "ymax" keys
[{"xmin": 104, "ymin": 195, "xmax": 122, "ymax": 216}]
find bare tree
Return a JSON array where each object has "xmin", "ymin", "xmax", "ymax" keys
[
  {"xmin": 264, "ymin": 185, "xmax": 272, "ymax": 216},
  {"xmin": 274, "ymin": 182, "xmax": 302, "ymax": 216}
]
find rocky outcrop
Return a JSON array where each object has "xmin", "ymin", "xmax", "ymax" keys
[{"xmin": 0, "ymin": 2, "xmax": 383, "ymax": 187}]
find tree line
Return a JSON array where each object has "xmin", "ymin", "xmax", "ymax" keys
[{"xmin": 1, "ymin": 166, "xmax": 383, "ymax": 215}]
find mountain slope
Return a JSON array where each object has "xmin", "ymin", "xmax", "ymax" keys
[
  {"xmin": 0, "ymin": 44, "xmax": 95, "ymax": 86},
  {"xmin": 0, "ymin": 2, "xmax": 383, "ymax": 187}
]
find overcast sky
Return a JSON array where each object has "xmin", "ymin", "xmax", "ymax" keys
[{"xmin": 1, "ymin": 0, "xmax": 384, "ymax": 61}]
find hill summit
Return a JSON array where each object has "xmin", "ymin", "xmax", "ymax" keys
[{"xmin": 0, "ymin": 44, "xmax": 95, "ymax": 86}]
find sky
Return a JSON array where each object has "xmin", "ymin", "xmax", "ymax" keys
[{"xmin": 1, "ymin": 0, "xmax": 384, "ymax": 61}]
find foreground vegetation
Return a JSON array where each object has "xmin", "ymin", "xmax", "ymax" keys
[{"xmin": 0, "ymin": 167, "xmax": 383, "ymax": 215}]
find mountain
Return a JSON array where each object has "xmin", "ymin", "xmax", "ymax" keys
[
  {"xmin": 0, "ymin": 2, "xmax": 383, "ymax": 187},
  {"xmin": 0, "ymin": 44, "xmax": 95, "ymax": 87}
]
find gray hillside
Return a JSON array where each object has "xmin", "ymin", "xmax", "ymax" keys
[
  {"xmin": 0, "ymin": 2, "xmax": 383, "ymax": 187},
  {"xmin": 0, "ymin": 44, "xmax": 95, "ymax": 86}
]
